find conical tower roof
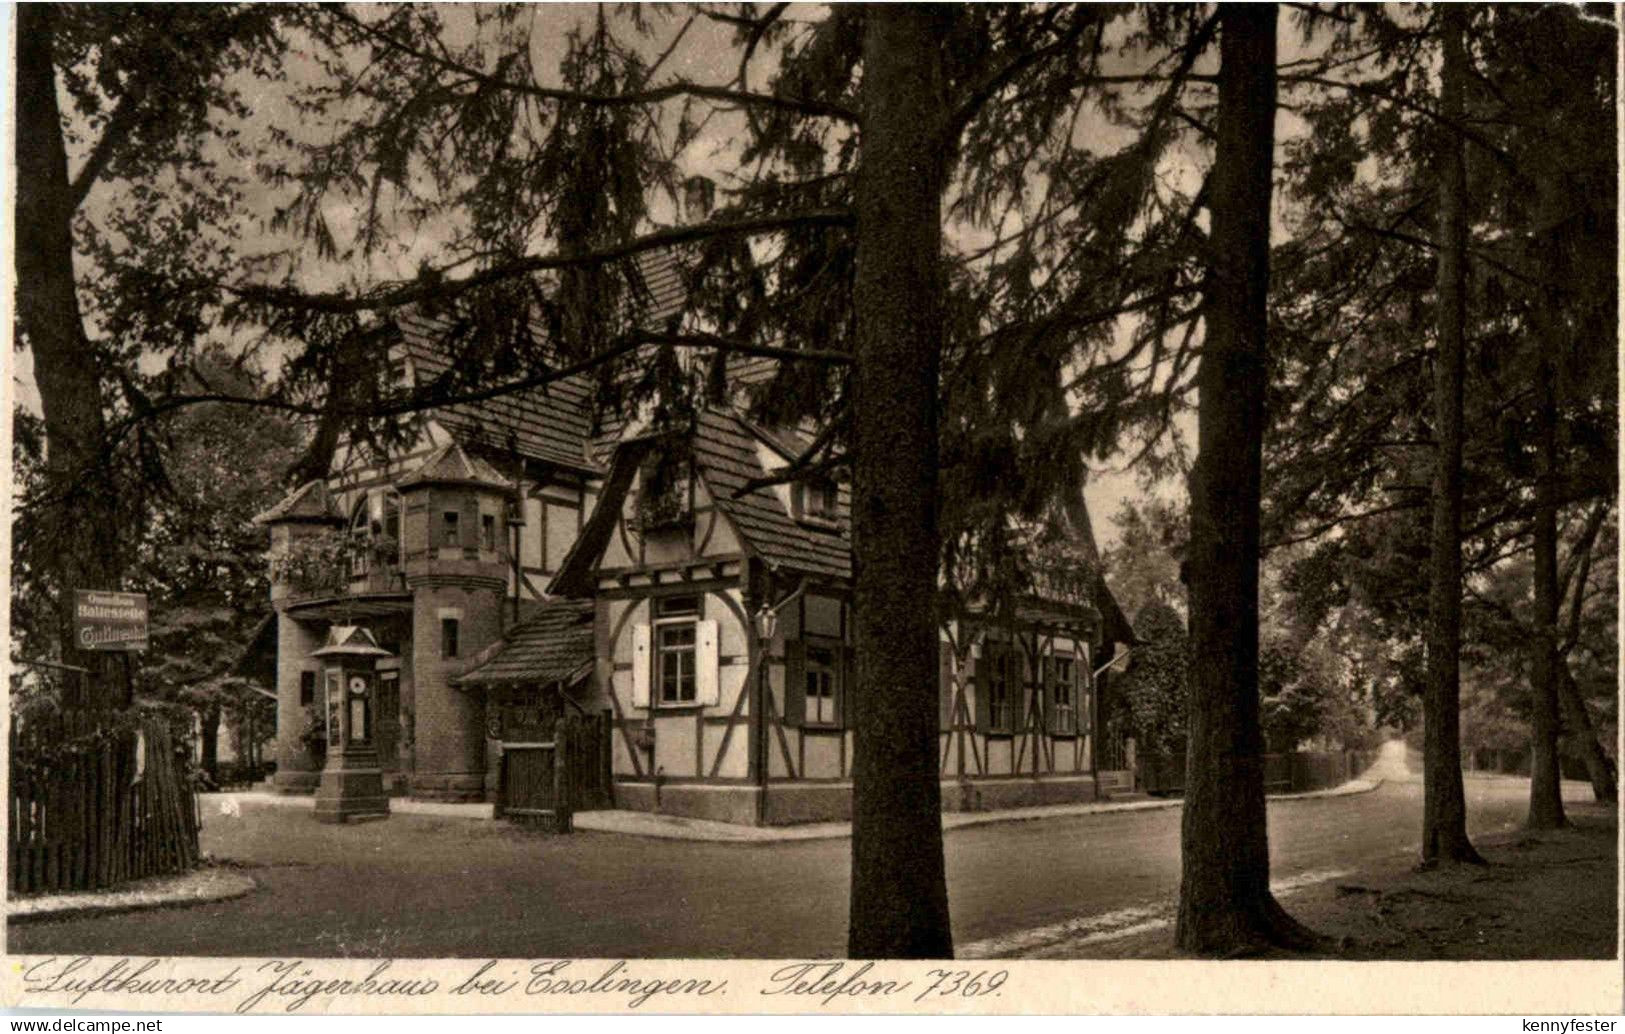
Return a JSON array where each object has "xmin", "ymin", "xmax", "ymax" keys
[
  {"xmin": 312, "ymin": 624, "xmax": 393, "ymax": 659},
  {"xmin": 253, "ymin": 480, "xmax": 344, "ymax": 526},
  {"xmin": 395, "ymin": 439, "xmax": 513, "ymax": 492}
]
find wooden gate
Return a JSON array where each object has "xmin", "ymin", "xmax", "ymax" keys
[{"xmin": 499, "ymin": 713, "xmax": 613, "ymax": 831}]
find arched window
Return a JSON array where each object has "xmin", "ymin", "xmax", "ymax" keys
[{"xmin": 348, "ymin": 497, "xmax": 371, "ymax": 576}]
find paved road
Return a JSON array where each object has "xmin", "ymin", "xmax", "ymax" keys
[{"xmin": 9, "ymin": 772, "xmax": 1603, "ymax": 959}]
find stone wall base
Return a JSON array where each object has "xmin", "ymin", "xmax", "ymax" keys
[
  {"xmin": 409, "ymin": 771, "xmax": 492, "ymax": 803},
  {"xmin": 273, "ymin": 770, "xmax": 320, "ymax": 795},
  {"xmin": 608, "ymin": 774, "xmax": 1104, "ymax": 826},
  {"xmin": 943, "ymin": 775, "xmax": 1099, "ymax": 813}
]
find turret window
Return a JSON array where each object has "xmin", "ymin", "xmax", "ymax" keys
[
  {"xmin": 442, "ymin": 618, "xmax": 460, "ymax": 659},
  {"xmin": 481, "ymin": 513, "xmax": 496, "ymax": 551},
  {"xmin": 441, "ymin": 511, "xmax": 460, "ymax": 547}
]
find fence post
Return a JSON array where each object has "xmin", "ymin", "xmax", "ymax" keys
[{"xmin": 552, "ymin": 718, "xmax": 573, "ymax": 834}]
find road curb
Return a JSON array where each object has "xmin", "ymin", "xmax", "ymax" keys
[
  {"xmin": 572, "ymin": 778, "xmax": 1388, "ymax": 843},
  {"xmin": 7, "ymin": 867, "xmax": 258, "ymax": 925}
]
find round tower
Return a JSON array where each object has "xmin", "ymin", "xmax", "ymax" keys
[
  {"xmin": 395, "ymin": 441, "xmax": 515, "ymax": 801},
  {"xmin": 254, "ymin": 480, "xmax": 345, "ymax": 794}
]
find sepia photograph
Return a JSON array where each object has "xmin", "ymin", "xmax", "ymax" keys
[{"xmin": 5, "ymin": 1, "xmax": 1620, "ymax": 1016}]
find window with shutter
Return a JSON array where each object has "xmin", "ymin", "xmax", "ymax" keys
[
  {"xmin": 981, "ymin": 644, "xmax": 1013, "ymax": 734},
  {"xmin": 783, "ymin": 640, "xmax": 806, "ymax": 727},
  {"xmin": 972, "ymin": 648, "xmax": 989, "ymax": 735},
  {"xmin": 657, "ymin": 623, "xmax": 696, "ymax": 703},
  {"xmin": 789, "ymin": 636, "xmax": 843, "ymax": 728},
  {"xmin": 938, "ymin": 640, "xmax": 954, "ymax": 732},
  {"xmin": 839, "ymin": 645, "xmax": 854, "ymax": 729},
  {"xmin": 695, "ymin": 620, "xmax": 720, "ymax": 706},
  {"xmin": 631, "ymin": 623, "xmax": 652, "ymax": 708},
  {"xmin": 1051, "ymin": 655, "xmax": 1076, "ymax": 735},
  {"xmin": 805, "ymin": 645, "xmax": 838, "ymax": 725},
  {"xmin": 1038, "ymin": 655, "xmax": 1053, "ymax": 733}
]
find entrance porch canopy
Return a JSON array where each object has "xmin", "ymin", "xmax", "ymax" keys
[{"xmin": 452, "ymin": 599, "xmax": 595, "ymax": 690}]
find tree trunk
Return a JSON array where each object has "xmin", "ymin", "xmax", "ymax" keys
[
  {"xmin": 846, "ymin": 5, "xmax": 954, "ymax": 960},
  {"xmin": 201, "ymin": 703, "xmax": 222, "ymax": 781},
  {"xmin": 15, "ymin": 5, "xmax": 129, "ymax": 706},
  {"xmin": 1526, "ymin": 352, "xmax": 1566, "ymax": 828},
  {"xmin": 1175, "ymin": 4, "xmax": 1313, "ymax": 955},
  {"xmin": 1420, "ymin": 6, "xmax": 1485, "ymax": 865},
  {"xmin": 1558, "ymin": 662, "xmax": 1616, "ymax": 803}
]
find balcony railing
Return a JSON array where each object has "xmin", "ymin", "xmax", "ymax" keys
[{"xmin": 273, "ymin": 531, "xmax": 402, "ymax": 598}]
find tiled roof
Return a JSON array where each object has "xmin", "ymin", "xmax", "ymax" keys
[
  {"xmin": 451, "ymin": 599, "xmax": 596, "ymax": 688},
  {"xmin": 389, "ymin": 250, "xmax": 690, "ymax": 476},
  {"xmin": 253, "ymin": 479, "xmax": 343, "ymax": 526},
  {"xmin": 396, "ymin": 439, "xmax": 513, "ymax": 491},
  {"xmin": 694, "ymin": 409, "xmax": 851, "ymax": 580},
  {"xmin": 394, "ymin": 310, "xmax": 600, "ymax": 474}
]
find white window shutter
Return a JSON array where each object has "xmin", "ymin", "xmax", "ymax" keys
[
  {"xmin": 696, "ymin": 619, "xmax": 720, "ymax": 706},
  {"xmin": 632, "ymin": 623, "xmax": 652, "ymax": 708}
]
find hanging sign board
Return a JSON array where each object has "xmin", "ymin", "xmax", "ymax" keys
[{"xmin": 73, "ymin": 590, "xmax": 148, "ymax": 652}]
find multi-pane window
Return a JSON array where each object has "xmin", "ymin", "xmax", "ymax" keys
[
  {"xmin": 656, "ymin": 596, "xmax": 698, "ymax": 705},
  {"xmin": 805, "ymin": 645, "xmax": 838, "ymax": 725},
  {"xmin": 796, "ymin": 480, "xmax": 838, "ymax": 523},
  {"xmin": 986, "ymin": 648, "xmax": 1013, "ymax": 733},
  {"xmin": 441, "ymin": 511, "xmax": 460, "ymax": 547},
  {"xmin": 1052, "ymin": 656, "xmax": 1076, "ymax": 734},
  {"xmin": 481, "ymin": 513, "xmax": 497, "ymax": 551},
  {"xmin": 441, "ymin": 618, "xmax": 460, "ymax": 659}
]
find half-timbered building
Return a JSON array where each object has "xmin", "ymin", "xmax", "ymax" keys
[{"xmin": 257, "ymin": 300, "xmax": 1134, "ymax": 823}]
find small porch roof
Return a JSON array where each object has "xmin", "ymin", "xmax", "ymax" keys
[{"xmin": 452, "ymin": 599, "xmax": 595, "ymax": 689}]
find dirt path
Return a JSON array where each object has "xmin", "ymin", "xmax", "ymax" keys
[{"xmin": 1028, "ymin": 798, "xmax": 1617, "ymax": 960}]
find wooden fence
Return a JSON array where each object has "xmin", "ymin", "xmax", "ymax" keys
[
  {"xmin": 496, "ymin": 713, "xmax": 613, "ymax": 832},
  {"xmin": 9, "ymin": 711, "xmax": 199, "ymax": 895},
  {"xmin": 559, "ymin": 712, "xmax": 614, "ymax": 812}
]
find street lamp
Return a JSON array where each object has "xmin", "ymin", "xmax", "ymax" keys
[{"xmin": 312, "ymin": 624, "xmax": 393, "ymax": 824}]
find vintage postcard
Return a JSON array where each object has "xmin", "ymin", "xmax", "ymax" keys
[{"xmin": 5, "ymin": 2, "xmax": 1620, "ymax": 1018}]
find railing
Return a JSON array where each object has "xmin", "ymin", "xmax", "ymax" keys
[{"xmin": 274, "ymin": 531, "xmax": 403, "ymax": 598}]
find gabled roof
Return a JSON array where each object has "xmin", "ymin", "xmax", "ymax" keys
[
  {"xmin": 451, "ymin": 599, "xmax": 595, "ymax": 688},
  {"xmin": 253, "ymin": 479, "xmax": 343, "ymax": 526},
  {"xmin": 387, "ymin": 250, "xmax": 690, "ymax": 477},
  {"xmin": 394, "ymin": 309, "xmax": 601, "ymax": 475},
  {"xmin": 396, "ymin": 439, "xmax": 513, "ymax": 491},
  {"xmin": 694, "ymin": 409, "xmax": 851, "ymax": 580},
  {"xmin": 547, "ymin": 438, "xmax": 652, "ymax": 598},
  {"xmin": 1059, "ymin": 487, "xmax": 1135, "ymax": 646},
  {"xmin": 550, "ymin": 408, "xmax": 851, "ymax": 591},
  {"xmin": 313, "ymin": 624, "xmax": 393, "ymax": 658}
]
